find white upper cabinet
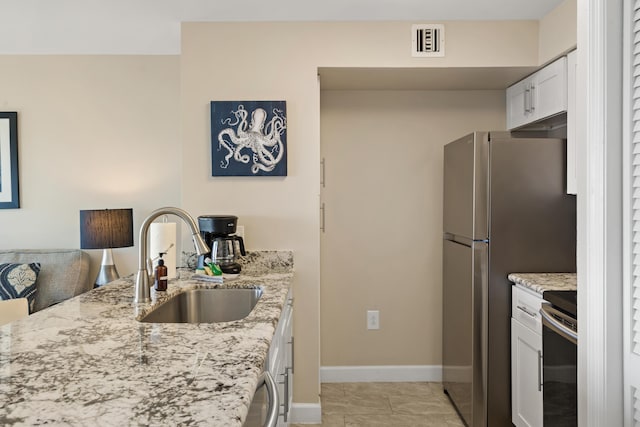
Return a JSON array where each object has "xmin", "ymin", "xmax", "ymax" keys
[
  {"xmin": 533, "ymin": 57, "xmax": 568, "ymax": 122},
  {"xmin": 507, "ymin": 56, "xmax": 568, "ymax": 130},
  {"xmin": 507, "ymin": 78, "xmax": 535, "ymax": 130}
]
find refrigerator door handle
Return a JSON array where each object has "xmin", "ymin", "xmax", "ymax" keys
[
  {"xmin": 443, "ymin": 233, "xmax": 477, "ymax": 248},
  {"xmin": 473, "ymin": 241, "xmax": 489, "ymax": 427}
]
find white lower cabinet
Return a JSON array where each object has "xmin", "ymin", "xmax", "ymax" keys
[
  {"xmin": 267, "ymin": 290, "xmax": 294, "ymax": 427},
  {"xmin": 511, "ymin": 285, "xmax": 543, "ymax": 427}
]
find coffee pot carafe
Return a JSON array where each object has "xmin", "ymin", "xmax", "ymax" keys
[{"xmin": 197, "ymin": 215, "xmax": 246, "ymax": 274}]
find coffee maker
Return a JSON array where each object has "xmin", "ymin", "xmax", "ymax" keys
[{"xmin": 198, "ymin": 215, "xmax": 246, "ymax": 274}]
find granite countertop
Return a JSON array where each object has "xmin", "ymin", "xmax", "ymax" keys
[
  {"xmin": 507, "ymin": 272, "xmax": 577, "ymax": 295},
  {"xmin": 0, "ymin": 251, "xmax": 293, "ymax": 426}
]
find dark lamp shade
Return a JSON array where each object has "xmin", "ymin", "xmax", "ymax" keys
[{"xmin": 80, "ymin": 209, "xmax": 134, "ymax": 249}]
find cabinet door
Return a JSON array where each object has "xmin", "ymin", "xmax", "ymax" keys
[
  {"xmin": 531, "ymin": 57, "xmax": 567, "ymax": 123},
  {"xmin": 280, "ymin": 295, "xmax": 293, "ymax": 426},
  {"xmin": 507, "ymin": 56, "xmax": 568, "ymax": 130},
  {"xmin": 507, "ymin": 78, "xmax": 533, "ymax": 130},
  {"xmin": 285, "ymin": 297, "xmax": 293, "ymax": 424},
  {"xmin": 267, "ymin": 290, "xmax": 294, "ymax": 427},
  {"xmin": 511, "ymin": 318, "xmax": 543, "ymax": 427}
]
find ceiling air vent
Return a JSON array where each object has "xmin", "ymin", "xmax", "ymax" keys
[{"xmin": 412, "ymin": 24, "xmax": 445, "ymax": 57}]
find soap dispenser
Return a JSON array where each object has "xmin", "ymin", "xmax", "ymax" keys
[{"xmin": 154, "ymin": 253, "xmax": 168, "ymax": 291}]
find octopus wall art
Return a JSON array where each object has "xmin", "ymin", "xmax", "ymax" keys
[{"xmin": 210, "ymin": 101, "xmax": 287, "ymax": 176}]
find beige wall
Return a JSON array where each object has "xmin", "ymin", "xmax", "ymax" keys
[
  {"xmin": 180, "ymin": 22, "xmax": 323, "ymax": 405},
  {"xmin": 312, "ymin": 21, "xmax": 539, "ymax": 67},
  {"xmin": 539, "ymin": 0, "xmax": 577, "ymax": 64},
  {"xmin": 0, "ymin": 16, "xmax": 568, "ymax": 409},
  {"xmin": 0, "ymin": 56, "xmax": 181, "ymax": 280},
  {"xmin": 179, "ymin": 21, "xmax": 540, "ymax": 404},
  {"xmin": 320, "ymin": 89, "xmax": 506, "ymax": 366}
]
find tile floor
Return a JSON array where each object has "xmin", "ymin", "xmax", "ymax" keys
[{"xmin": 291, "ymin": 382, "xmax": 465, "ymax": 427}]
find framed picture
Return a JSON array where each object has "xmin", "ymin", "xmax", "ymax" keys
[
  {"xmin": 211, "ymin": 101, "xmax": 287, "ymax": 176},
  {"xmin": 0, "ymin": 112, "xmax": 19, "ymax": 209}
]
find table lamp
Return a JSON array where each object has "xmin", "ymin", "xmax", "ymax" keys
[{"xmin": 80, "ymin": 208, "xmax": 134, "ymax": 287}]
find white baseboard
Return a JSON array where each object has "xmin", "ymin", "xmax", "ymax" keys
[
  {"xmin": 320, "ymin": 365, "xmax": 442, "ymax": 383},
  {"xmin": 290, "ymin": 403, "xmax": 322, "ymax": 424}
]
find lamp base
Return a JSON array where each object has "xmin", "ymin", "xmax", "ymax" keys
[{"xmin": 94, "ymin": 248, "xmax": 120, "ymax": 288}]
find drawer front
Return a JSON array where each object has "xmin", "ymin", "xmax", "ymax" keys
[{"xmin": 512, "ymin": 285, "xmax": 543, "ymax": 334}]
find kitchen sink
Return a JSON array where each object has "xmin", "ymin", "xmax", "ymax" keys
[{"xmin": 138, "ymin": 287, "xmax": 263, "ymax": 323}]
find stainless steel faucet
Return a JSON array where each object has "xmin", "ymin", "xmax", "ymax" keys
[{"xmin": 135, "ymin": 207, "xmax": 210, "ymax": 303}]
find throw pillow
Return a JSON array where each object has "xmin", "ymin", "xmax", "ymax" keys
[{"xmin": 0, "ymin": 263, "xmax": 41, "ymax": 313}]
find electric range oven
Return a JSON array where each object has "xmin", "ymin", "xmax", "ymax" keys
[{"xmin": 540, "ymin": 290, "xmax": 577, "ymax": 427}]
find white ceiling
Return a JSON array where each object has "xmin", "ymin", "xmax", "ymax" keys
[
  {"xmin": 0, "ymin": 0, "xmax": 565, "ymax": 54},
  {"xmin": 176, "ymin": 0, "xmax": 565, "ymax": 21}
]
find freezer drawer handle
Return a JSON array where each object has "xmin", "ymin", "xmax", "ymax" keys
[{"xmin": 516, "ymin": 304, "xmax": 538, "ymax": 319}]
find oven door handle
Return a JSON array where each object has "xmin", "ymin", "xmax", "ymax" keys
[
  {"xmin": 256, "ymin": 371, "xmax": 279, "ymax": 427},
  {"xmin": 540, "ymin": 305, "xmax": 578, "ymax": 345}
]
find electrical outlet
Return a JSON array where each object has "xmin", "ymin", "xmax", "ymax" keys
[{"xmin": 367, "ymin": 310, "xmax": 380, "ymax": 330}]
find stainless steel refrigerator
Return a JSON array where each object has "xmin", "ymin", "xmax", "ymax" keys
[{"xmin": 442, "ymin": 131, "xmax": 576, "ymax": 427}]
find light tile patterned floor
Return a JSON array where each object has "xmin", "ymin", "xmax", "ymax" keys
[{"xmin": 291, "ymin": 382, "xmax": 465, "ymax": 427}]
